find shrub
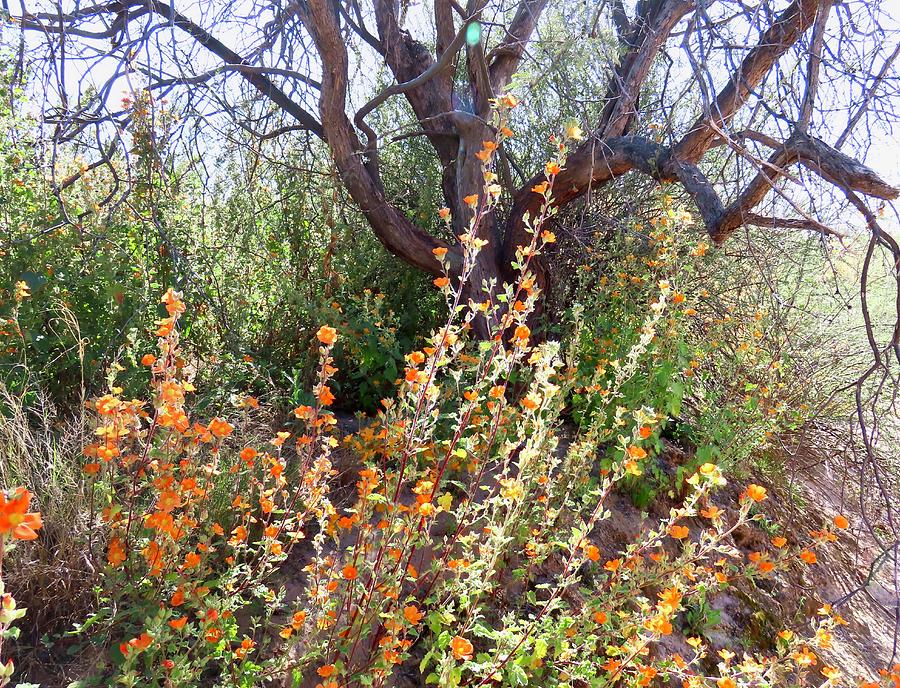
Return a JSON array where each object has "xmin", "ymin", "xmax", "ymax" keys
[
  {"xmin": 4, "ymin": 135, "xmax": 870, "ymax": 687},
  {"xmin": 564, "ymin": 190, "xmax": 839, "ymax": 513}
]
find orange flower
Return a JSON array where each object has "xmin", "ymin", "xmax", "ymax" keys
[
  {"xmin": 821, "ymin": 666, "xmax": 841, "ymax": 681},
  {"xmin": 128, "ymin": 632, "xmax": 154, "ymax": 652},
  {"xmin": 545, "ymin": 161, "xmax": 561, "ymax": 176},
  {"xmin": 624, "ymin": 459, "xmax": 642, "ymax": 476},
  {"xmin": 639, "ymin": 425, "xmax": 652, "ymax": 439},
  {"xmin": 318, "ymin": 386, "xmax": 336, "ymax": 406},
  {"xmin": 792, "ymin": 646, "xmax": 817, "ymax": 667},
  {"xmin": 717, "ymin": 679, "xmax": 736, "ymax": 688},
  {"xmin": 771, "ymin": 536, "xmax": 787, "ymax": 548},
  {"xmin": 513, "ymin": 325, "xmax": 530, "ymax": 341},
  {"xmin": 500, "ymin": 94, "xmax": 518, "ymax": 108},
  {"xmin": 521, "ymin": 393, "xmax": 540, "ymax": 410},
  {"xmin": 404, "ymin": 605, "xmax": 424, "ymax": 624},
  {"xmin": 487, "ymin": 385, "xmax": 504, "ymax": 399},
  {"xmin": 208, "ymin": 417, "xmax": 234, "ymax": 438},
  {"xmin": 168, "ymin": 616, "xmax": 188, "ymax": 630},
  {"xmin": 592, "ymin": 611, "xmax": 607, "ymax": 624},
  {"xmin": 626, "ymin": 445, "xmax": 647, "ymax": 460},
  {"xmin": 141, "ymin": 353, "xmax": 156, "ymax": 366},
  {"xmin": 205, "ymin": 627, "xmax": 223, "ymax": 643},
  {"xmin": 432, "ymin": 247, "xmax": 448, "ymax": 258},
  {"xmin": 450, "ymin": 635, "xmax": 474, "ymax": 661},
  {"xmin": 602, "ymin": 659, "xmax": 621, "ymax": 673},
  {"xmin": 604, "ymin": 558, "xmax": 621, "ymax": 573},
  {"xmin": 833, "ymin": 514, "xmax": 849, "ymax": 529},
  {"xmin": 743, "ymin": 484, "xmax": 767, "ymax": 502},
  {"xmin": 668, "ymin": 525, "xmax": 689, "ymax": 539},
  {"xmin": 271, "ymin": 432, "xmax": 291, "ymax": 448},
  {"xmin": 318, "ymin": 665, "xmax": 335, "ymax": 678},
  {"xmin": 433, "ymin": 277, "xmax": 450, "ymax": 289},
  {"xmin": 161, "ymin": 288, "xmax": 185, "ymax": 316},
  {"xmin": 157, "ymin": 489, "xmax": 181, "ymax": 513},
  {"xmin": 170, "ymin": 587, "xmax": 185, "ymax": 606},
  {"xmin": 229, "ymin": 525, "xmax": 248, "ymax": 545},
  {"xmin": 799, "ymin": 549, "xmax": 817, "ymax": 565},
  {"xmin": 463, "ymin": 194, "xmax": 479, "ymax": 209},
  {"xmin": 342, "ymin": 565, "xmax": 358, "ymax": 580},
  {"xmin": 107, "ymin": 537, "xmax": 126, "ymax": 567},
  {"xmin": 438, "ymin": 207, "xmax": 451, "ymax": 219},
  {"xmin": 0, "ymin": 488, "xmax": 43, "ymax": 540},
  {"xmin": 316, "ymin": 325, "xmax": 338, "ymax": 346},
  {"xmin": 156, "ymin": 317, "xmax": 174, "ymax": 337},
  {"xmin": 584, "ymin": 544, "xmax": 600, "ymax": 561},
  {"xmin": 658, "ymin": 588, "xmax": 682, "ymax": 613},
  {"xmin": 531, "ymin": 181, "xmax": 549, "ymax": 194},
  {"xmin": 643, "ymin": 614, "xmax": 673, "ymax": 635},
  {"xmin": 235, "ymin": 637, "xmax": 255, "ymax": 660},
  {"xmin": 293, "ymin": 406, "xmax": 315, "ymax": 422}
]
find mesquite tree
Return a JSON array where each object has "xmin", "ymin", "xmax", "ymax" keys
[{"xmin": 6, "ymin": 0, "xmax": 900, "ymax": 338}]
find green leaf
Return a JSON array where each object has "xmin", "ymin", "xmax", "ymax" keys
[{"xmin": 506, "ymin": 663, "xmax": 528, "ymax": 686}]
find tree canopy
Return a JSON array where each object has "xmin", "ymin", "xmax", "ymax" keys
[{"xmin": 9, "ymin": 0, "xmax": 900, "ymax": 321}]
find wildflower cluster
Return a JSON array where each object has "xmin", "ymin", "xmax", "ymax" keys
[
  {"xmin": 11, "ymin": 122, "xmax": 881, "ymax": 688},
  {"xmin": 79, "ymin": 288, "xmax": 339, "ymax": 684},
  {"xmin": 567, "ymin": 192, "xmax": 813, "ymax": 508}
]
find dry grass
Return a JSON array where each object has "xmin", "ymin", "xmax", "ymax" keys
[{"xmin": 0, "ymin": 384, "xmax": 97, "ymax": 671}]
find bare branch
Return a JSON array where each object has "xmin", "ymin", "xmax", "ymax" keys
[
  {"xmin": 486, "ymin": 0, "xmax": 549, "ymax": 93},
  {"xmin": 710, "ymin": 130, "xmax": 898, "ymax": 242},
  {"xmin": 674, "ymin": 0, "xmax": 824, "ymax": 162},
  {"xmin": 598, "ymin": 0, "xmax": 695, "ymax": 138},
  {"xmin": 797, "ymin": 0, "xmax": 833, "ymax": 130},
  {"xmin": 14, "ymin": 0, "xmax": 325, "ymax": 139},
  {"xmin": 300, "ymin": 0, "xmax": 455, "ymax": 276},
  {"xmin": 836, "ymin": 41, "xmax": 900, "ymax": 149},
  {"xmin": 372, "ymin": 0, "xmax": 458, "ymax": 166},
  {"xmin": 354, "ymin": 19, "xmax": 473, "ymax": 161}
]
